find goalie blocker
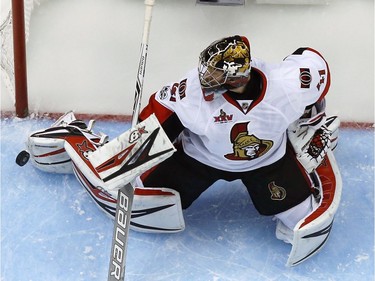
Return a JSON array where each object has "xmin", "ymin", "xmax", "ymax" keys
[{"xmin": 63, "ymin": 113, "xmax": 185, "ymax": 233}]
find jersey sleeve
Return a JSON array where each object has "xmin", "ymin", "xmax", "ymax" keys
[
  {"xmin": 139, "ymin": 91, "xmax": 184, "ymax": 142},
  {"xmin": 282, "ymin": 47, "xmax": 331, "ymax": 111},
  {"xmin": 139, "ymin": 69, "xmax": 202, "ymax": 142}
]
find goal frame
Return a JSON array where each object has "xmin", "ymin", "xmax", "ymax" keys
[{"xmin": 4, "ymin": 0, "xmax": 29, "ymax": 118}]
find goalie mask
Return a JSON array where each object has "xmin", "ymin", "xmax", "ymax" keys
[{"xmin": 198, "ymin": 35, "xmax": 251, "ymax": 91}]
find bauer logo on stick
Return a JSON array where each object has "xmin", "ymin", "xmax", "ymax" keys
[{"xmin": 108, "ymin": 185, "xmax": 133, "ymax": 281}]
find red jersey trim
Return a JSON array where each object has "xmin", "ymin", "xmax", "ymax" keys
[{"xmin": 139, "ymin": 93, "xmax": 175, "ymax": 123}]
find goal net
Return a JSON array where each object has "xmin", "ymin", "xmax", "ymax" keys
[{"xmin": 1, "ymin": 0, "xmax": 37, "ymax": 115}]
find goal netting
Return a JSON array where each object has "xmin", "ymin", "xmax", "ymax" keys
[{"xmin": 1, "ymin": 0, "xmax": 38, "ymax": 106}]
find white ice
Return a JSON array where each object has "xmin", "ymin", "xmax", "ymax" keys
[{"xmin": 1, "ymin": 117, "xmax": 374, "ymax": 281}]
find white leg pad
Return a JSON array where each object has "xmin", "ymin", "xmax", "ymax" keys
[
  {"xmin": 26, "ymin": 111, "xmax": 78, "ymax": 174},
  {"xmin": 286, "ymin": 150, "xmax": 342, "ymax": 266},
  {"xmin": 130, "ymin": 187, "xmax": 185, "ymax": 233},
  {"xmin": 275, "ymin": 195, "xmax": 314, "ymax": 231},
  {"xmin": 275, "ymin": 195, "xmax": 315, "ymax": 244}
]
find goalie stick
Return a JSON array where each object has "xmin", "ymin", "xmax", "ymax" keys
[
  {"xmin": 131, "ymin": 0, "xmax": 154, "ymax": 128},
  {"xmin": 107, "ymin": 183, "xmax": 133, "ymax": 280},
  {"xmin": 107, "ymin": 0, "xmax": 155, "ymax": 280}
]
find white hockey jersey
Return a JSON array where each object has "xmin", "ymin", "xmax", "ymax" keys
[{"xmin": 139, "ymin": 48, "xmax": 330, "ymax": 172}]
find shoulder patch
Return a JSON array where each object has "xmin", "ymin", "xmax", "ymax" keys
[
  {"xmin": 159, "ymin": 79, "xmax": 188, "ymax": 103},
  {"xmin": 299, "ymin": 68, "xmax": 312, "ymax": 89},
  {"xmin": 159, "ymin": 86, "xmax": 170, "ymax": 100}
]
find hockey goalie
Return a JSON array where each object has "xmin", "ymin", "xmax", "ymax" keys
[{"xmin": 18, "ymin": 35, "xmax": 342, "ymax": 266}]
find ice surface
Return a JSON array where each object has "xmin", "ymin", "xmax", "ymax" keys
[{"xmin": 1, "ymin": 117, "xmax": 374, "ymax": 281}]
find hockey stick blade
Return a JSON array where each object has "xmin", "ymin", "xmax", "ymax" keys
[{"xmin": 107, "ymin": 183, "xmax": 134, "ymax": 281}]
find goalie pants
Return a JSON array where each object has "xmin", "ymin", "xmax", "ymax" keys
[{"xmin": 141, "ymin": 143, "xmax": 312, "ymax": 216}]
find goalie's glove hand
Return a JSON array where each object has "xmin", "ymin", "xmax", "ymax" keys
[
  {"xmin": 288, "ymin": 112, "xmax": 331, "ymax": 173},
  {"xmin": 295, "ymin": 125, "xmax": 332, "ymax": 173}
]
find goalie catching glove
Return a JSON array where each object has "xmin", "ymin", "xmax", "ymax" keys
[{"xmin": 288, "ymin": 100, "xmax": 340, "ymax": 173}]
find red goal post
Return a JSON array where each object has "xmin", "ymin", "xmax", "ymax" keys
[{"xmin": 1, "ymin": 0, "xmax": 35, "ymax": 118}]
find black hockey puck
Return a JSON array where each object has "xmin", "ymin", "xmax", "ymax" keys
[{"xmin": 15, "ymin": 150, "xmax": 30, "ymax": 167}]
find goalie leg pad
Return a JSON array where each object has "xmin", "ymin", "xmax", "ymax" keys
[
  {"xmin": 25, "ymin": 111, "xmax": 106, "ymax": 174},
  {"xmin": 325, "ymin": 116, "xmax": 340, "ymax": 151},
  {"xmin": 64, "ymin": 131, "xmax": 118, "ymax": 219},
  {"xmin": 286, "ymin": 150, "xmax": 342, "ymax": 266},
  {"xmin": 275, "ymin": 195, "xmax": 315, "ymax": 244},
  {"xmin": 26, "ymin": 111, "xmax": 78, "ymax": 173},
  {"xmin": 130, "ymin": 187, "xmax": 185, "ymax": 233},
  {"xmin": 71, "ymin": 161, "xmax": 117, "ymax": 219},
  {"xmin": 69, "ymin": 146, "xmax": 185, "ymax": 231},
  {"xmin": 28, "ymin": 135, "xmax": 72, "ymax": 174}
]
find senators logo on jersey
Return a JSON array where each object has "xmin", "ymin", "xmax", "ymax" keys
[
  {"xmin": 268, "ymin": 181, "xmax": 286, "ymax": 201},
  {"xmin": 224, "ymin": 122, "xmax": 273, "ymax": 160}
]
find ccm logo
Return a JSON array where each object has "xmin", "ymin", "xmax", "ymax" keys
[{"xmin": 110, "ymin": 192, "xmax": 130, "ymax": 280}]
